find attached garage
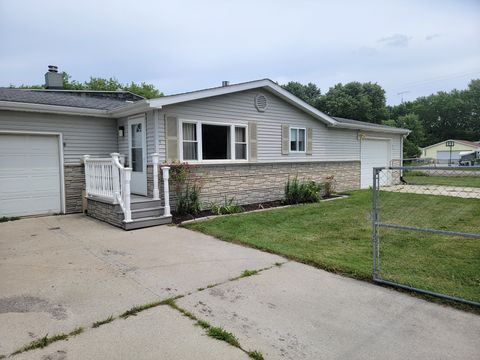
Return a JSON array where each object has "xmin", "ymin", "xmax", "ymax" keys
[
  {"xmin": 360, "ymin": 138, "xmax": 392, "ymax": 188},
  {"xmin": 0, "ymin": 132, "xmax": 64, "ymax": 217}
]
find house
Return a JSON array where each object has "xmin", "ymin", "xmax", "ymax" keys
[
  {"xmin": 420, "ymin": 139, "xmax": 480, "ymax": 164},
  {"xmin": 0, "ymin": 66, "xmax": 409, "ymax": 229}
]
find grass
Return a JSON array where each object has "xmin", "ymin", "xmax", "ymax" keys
[
  {"xmin": 207, "ymin": 327, "xmax": 241, "ymax": 348},
  {"xmin": 119, "ymin": 300, "xmax": 164, "ymax": 319},
  {"xmin": 11, "ymin": 333, "xmax": 69, "ymax": 355},
  {"xmin": 0, "ymin": 216, "xmax": 20, "ymax": 223},
  {"xmin": 403, "ymin": 172, "xmax": 480, "ymax": 188},
  {"xmin": 92, "ymin": 315, "xmax": 115, "ymax": 328},
  {"xmin": 195, "ymin": 319, "xmax": 211, "ymax": 329},
  {"xmin": 240, "ymin": 269, "xmax": 259, "ymax": 278},
  {"xmin": 248, "ymin": 351, "xmax": 265, "ymax": 360},
  {"xmin": 68, "ymin": 327, "xmax": 84, "ymax": 336},
  {"xmin": 184, "ymin": 190, "xmax": 480, "ymax": 303}
]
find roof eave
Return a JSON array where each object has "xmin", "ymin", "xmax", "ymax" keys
[
  {"xmin": 0, "ymin": 101, "xmax": 109, "ymax": 118},
  {"xmin": 108, "ymin": 100, "xmax": 151, "ymax": 117},
  {"xmin": 329, "ymin": 121, "xmax": 411, "ymax": 135}
]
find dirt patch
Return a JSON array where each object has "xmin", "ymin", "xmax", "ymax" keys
[{"xmin": 0, "ymin": 296, "xmax": 67, "ymax": 320}]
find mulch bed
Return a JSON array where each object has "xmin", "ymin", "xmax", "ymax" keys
[{"xmin": 172, "ymin": 195, "xmax": 342, "ymax": 224}]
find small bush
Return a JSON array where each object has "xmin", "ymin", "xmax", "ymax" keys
[
  {"xmin": 210, "ymin": 196, "xmax": 244, "ymax": 215},
  {"xmin": 177, "ymin": 183, "xmax": 202, "ymax": 216},
  {"xmin": 284, "ymin": 177, "xmax": 323, "ymax": 204},
  {"xmin": 323, "ymin": 175, "xmax": 336, "ymax": 198}
]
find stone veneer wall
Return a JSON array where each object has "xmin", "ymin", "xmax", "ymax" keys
[
  {"xmin": 86, "ymin": 198, "xmax": 124, "ymax": 228},
  {"xmin": 147, "ymin": 161, "xmax": 360, "ymax": 210},
  {"xmin": 64, "ymin": 165, "xmax": 85, "ymax": 214}
]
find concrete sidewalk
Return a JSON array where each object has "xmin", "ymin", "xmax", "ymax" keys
[
  {"xmin": 1, "ymin": 214, "xmax": 479, "ymax": 359},
  {"xmin": 0, "ymin": 214, "xmax": 282, "ymax": 356}
]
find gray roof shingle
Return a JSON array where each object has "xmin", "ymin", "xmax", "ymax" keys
[
  {"xmin": 333, "ymin": 116, "xmax": 408, "ymax": 133},
  {"xmin": 0, "ymin": 88, "xmax": 143, "ymax": 110}
]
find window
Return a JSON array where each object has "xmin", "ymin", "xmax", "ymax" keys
[
  {"xmin": 290, "ymin": 127, "xmax": 306, "ymax": 152},
  {"xmin": 182, "ymin": 122, "xmax": 198, "ymax": 160},
  {"xmin": 235, "ymin": 126, "xmax": 247, "ymax": 160},
  {"xmin": 202, "ymin": 124, "xmax": 231, "ymax": 160},
  {"xmin": 180, "ymin": 121, "xmax": 248, "ymax": 162}
]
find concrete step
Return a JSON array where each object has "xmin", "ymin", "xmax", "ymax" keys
[
  {"xmin": 123, "ymin": 216, "xmax": 172, "ymax": 230},
  {"xmin": 131, "ymin": 206, "xmax": 164, "ymax": 220},
  {"xmin": 130, "ymin": 199, "xmax": 162, "ymax": 210}
]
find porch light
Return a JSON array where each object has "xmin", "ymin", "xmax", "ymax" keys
[{"xmin": 118, "ymin": 126, "xmax": 125, "ymax": 137}]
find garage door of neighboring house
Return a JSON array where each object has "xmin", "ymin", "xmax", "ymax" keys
[
  {"xmin": 361, "ymin": 139, "xmax": 391, "ymax": 189},
  {"xmin": 436, "ymin": 150, "xmax": 462, "ymax": 164},
  {"xmin": 0, "ymin": 133, "xmax": 63, "ymax": 217}
]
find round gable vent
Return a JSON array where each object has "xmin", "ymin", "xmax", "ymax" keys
[{"xmin": 254, "ymin": 93, "xmax": 268, "ymax": 112}]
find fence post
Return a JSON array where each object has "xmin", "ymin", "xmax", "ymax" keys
[
  {"xmin": 161, "ymin": 166, "xmax": 171, "ymax": 217},
  {"xmin": 372, "ymin": 167, "xmax": 380, "ymax": 280},
  {"xmin": 82, "ymin": 155, "xmax": 91, "ymax": 197},
  {"xmin": 110, "ymin": 153, "xmax": 120, "ymax": 204},
  {"xmin": 123, "ymin": 168, "xmax": 132, "ymax": 222},
  {"xmin": 152, "ymin": 153, "xmax": 160, "ymax": 200}
]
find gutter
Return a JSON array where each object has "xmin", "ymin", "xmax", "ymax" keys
[{"xmin": 328, "ymin": 121, "xmax": 411, "ymax": 135}]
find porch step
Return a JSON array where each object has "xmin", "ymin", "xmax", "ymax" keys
[
  {"xmin": 130, "ymin": 199, "xmax": 162, "ymax": 210},
  {"xmin": 131, "ymin": 206, "xmax": 164, "ymax": 220},
  {"xmin": 123, "ymin": 215, "xmax": 172, "ymax": 230}
]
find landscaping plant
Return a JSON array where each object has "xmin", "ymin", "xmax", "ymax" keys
[
  {"xmin": 210, "ymin": 196, "xmax": 244, "ymax": 215},
  {"xmin": 167, "ymin": 161, "xmax": 203, "ymax": 216},
  {"xmin": 284, "ymin": 176, "xmax": 323, "ymax": 204}
]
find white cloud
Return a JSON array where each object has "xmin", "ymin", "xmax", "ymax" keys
[{"xmin": 378, "ymin": 34, "xmax": 412, "ymax": 47}]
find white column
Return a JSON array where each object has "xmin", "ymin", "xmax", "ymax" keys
[
  {"xmin": 161, "ymin": 166, "xmax": 171, "ymax": 217},
  {"xmin": 110, "ymin": 153, "xmax": 120, "ymax": 204},
  {"xmin": 152, "ymin": 153, "xmax": 160, "ymax": 200},
  {"xmin": 82, "ymin": 155, "xmax": 91, "ymax": 197},
  {"xmin": 123, "ymin": 168, "xmax": 132, "ymax": 222}
]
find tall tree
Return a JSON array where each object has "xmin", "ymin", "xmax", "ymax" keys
[
  {"xmin": 281, "ymin": 81, "xmax": 322, "ymax": 107},
  {"xmin": 320, "ymin": 82, "xmax": 387, "ymax": 124}
]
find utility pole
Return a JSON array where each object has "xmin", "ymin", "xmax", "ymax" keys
[{"xmin": 397, "ymin": 91, "xmax": 410, "ymax": 103}]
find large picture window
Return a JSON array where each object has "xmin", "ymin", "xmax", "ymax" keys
[
  {"xmin": 180, "ymin": 121, "xmax": 247, "ymax": 162},
  {"xmin": 290, "ymin": 127, "xmax": 306, "ymax": 152}
]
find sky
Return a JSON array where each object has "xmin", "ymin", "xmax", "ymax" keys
[{"xmin": 0, "ymin": 0, "xmax": 479, "ymax": 105}]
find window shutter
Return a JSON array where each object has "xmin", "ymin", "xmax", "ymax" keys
[
  {"xmin": 306, "ymin": 128, "xmax": 313, "ymax": 155},
  {"xmin": 165, "ymin": 115, "xmax": 178, "ymax": 162},
  {"xmin": 248, "ymin": 122, "xmax": 258, "ymax": 162},
  {"xmin": 281, "ymin": 125, "xmax": 289, "ymax": 155}
]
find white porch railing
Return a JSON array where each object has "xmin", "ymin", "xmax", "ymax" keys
[
  {"xmin": 83, "ymin": 153, "xmax": 171, "ymax": 222},
  {"xmin": 83, "ymin": 153, "xmax": 132, "ymax": 222}
]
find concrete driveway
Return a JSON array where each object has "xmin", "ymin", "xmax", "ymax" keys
[{"xmin": 1, "ymin": 215, "xmax": 479, "ymax": 359}]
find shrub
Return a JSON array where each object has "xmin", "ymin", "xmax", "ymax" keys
[
  {"xmin": 323, "ymin": 175, "xmax": 336, "ymax": 198},
  {"xmin": 284, "ymin": 177, "xmax": 322, "ymax": 204},
  {"xmin": 176, "ymin": 183, "xmax": 201, "ymax": 216},
  {"xmin": 210, "ymin": 196, "xmax": 244, "ymax": 215}
]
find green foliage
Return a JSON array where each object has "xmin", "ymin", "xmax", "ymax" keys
[
  {"xmin": 281, "ymin": 81, "xmax": 322, "ymax": 107},
  {"xmin": 12, "ymin": 71, "xmax": 163, "ymax": 99},
  {"xmin": 284, "ymin": 177, "xmax": 324, "ymax": 204},
  {"xmin": 92, "ymin": 315, "xmax": 115, "ymax": 328},
  {"xmin": 321, "ymin": 82, "xmax": 387, "ymax": 124},
  {"xmin": 240, "ymin": 269, "xmax": 259, "ymax": 278},
  {"xmin": 195, "ymin": 319, "xmax": 211, "ymax": 329},
  {"xmin": 210, "ymin": 196, "xmax": 244, "ymax": 215},
  {"xmin": 0, "ymin": 216, "xmax": 20, "ymax": 223},
  {"xmin": 177, "ymin": 183, "xmax": 202, "ymax": 216},
  {"xmin": 207, "ymin": 327, "xmax": 241, "ymax": 348},
  {"xmin": 248, "ymin": 351, "xmax": 265, "ymax": 360}
]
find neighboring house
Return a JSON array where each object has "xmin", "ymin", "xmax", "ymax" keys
[
  {"xmin": 421, "ymin": 139, "xmax": 480, "ymax": 164},
  {"xmin": 0, "ymin": 66, "xmax": 409, "ymax": 229}
]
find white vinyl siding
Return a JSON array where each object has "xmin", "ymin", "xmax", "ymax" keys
[
  {"xmin": 0, "ymin": 110, "xmax": 117, "ymax": 164},
  {"xmin": 157, "ymin": 89, "xmax": 375, "ymax": 163}
]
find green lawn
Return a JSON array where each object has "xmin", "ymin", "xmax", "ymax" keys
[
  {"xmin": 403, "ymin": 172, "xmax": 480, "ymax": 188},
  {"xmin": 184, "ymin": 190, "xmax": 480, "ymax": 303}
]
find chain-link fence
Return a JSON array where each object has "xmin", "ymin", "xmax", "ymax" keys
[{"xmin": 372, "ymin": 166, "xmax": 480, "ymax": 306}]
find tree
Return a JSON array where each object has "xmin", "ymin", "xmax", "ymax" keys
[
  {"xmin": 12, "ymin": 72, "xmax": 163, "ymax": 99},
  {"xmin": 383, "ymin": 113, "xmax": 424, "ymax": 157},
  {"xmin": 320, "ymin": 82, "xmax": 387, "ymax": 124},
  {"xmin": 281, "ymin": 81, "xmax": 322, "ymax": 107}
]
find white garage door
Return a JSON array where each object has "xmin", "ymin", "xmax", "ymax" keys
[
  {"xmin": 437, "ymin": 150, "xmax": 462, "ymax": 164},
  {"xmin": 361, "ymin": 139, "xmax": 391, "ymax": 189},
  {"xmin": 0, "ymin": 133, "xmax": 62, "ymax": 217}
]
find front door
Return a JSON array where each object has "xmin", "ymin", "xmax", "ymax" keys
[{"xmin": 128, "ymin": 116, "xmax": 147, "ymax": 195}]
